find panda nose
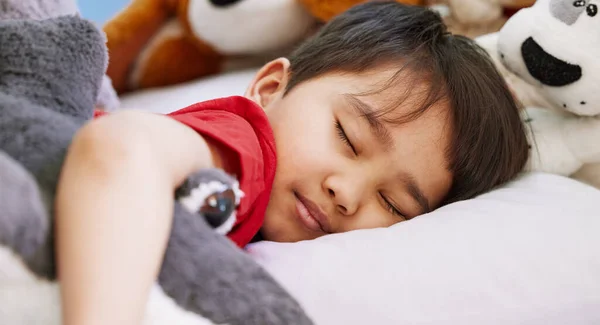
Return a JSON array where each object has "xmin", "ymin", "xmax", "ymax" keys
[
  {"xmin": 209, "ymin": 0, "xmax": 243, "ymax": 7},
  {"xmin": 521, "ymin": 37, "xmax": 581, "ymax": 87}
]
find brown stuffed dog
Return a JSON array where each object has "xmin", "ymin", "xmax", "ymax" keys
[{"xmin": 104, "ymin": 0, "xmax": 423, "ymax": 94}]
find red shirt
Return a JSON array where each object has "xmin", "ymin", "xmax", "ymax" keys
[{"xmin": 95, "ymin": 96, "xmax": 276, "ymax": 248}]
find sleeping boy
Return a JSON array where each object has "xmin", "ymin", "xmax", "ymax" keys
[{"xmin": 55, "ymin": 2, "xmax": 529, "ymax": 324}]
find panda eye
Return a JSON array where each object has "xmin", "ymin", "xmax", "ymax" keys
[
  {"xmin": 574, "ymin": 0, "xmax": 586, "ymax": 7},
  {"xmin": 587, "ymin": 3, "xmax": 598, "ymax": 16}
]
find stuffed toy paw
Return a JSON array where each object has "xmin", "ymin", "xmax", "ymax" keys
[
  {"xmin": 521, "ymin": 108, "xmax": 585, "ymax": 176},
  {"xmin": 522, "ymin": 107, "xmax": 600, "ymax": 189}
]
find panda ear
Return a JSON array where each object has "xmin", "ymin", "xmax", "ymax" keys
[
  {"xmin": 244, "ymin": 57, "xmax": 291, "ymax": 108},
  {"xmin": 550, "ymin": 0, "xmax": 586, "ymax": 25}
]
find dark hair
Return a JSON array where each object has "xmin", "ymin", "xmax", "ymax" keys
[{"xmin": 285, "ymin": 1, "xmax": 529, "ymax": 205}]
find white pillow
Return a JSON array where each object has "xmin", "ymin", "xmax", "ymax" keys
[{"xmin": 247, "ymin": 173, "xmax": 600, "ymax": 325}]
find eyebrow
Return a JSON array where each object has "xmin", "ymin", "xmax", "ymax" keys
[
  {"xmin": 402, "ymin": 172, "xmax": 431, "ymax": 215},
  {"xmin": 343, "ymin": 94, "xmax": 394, "ymax": 151}
]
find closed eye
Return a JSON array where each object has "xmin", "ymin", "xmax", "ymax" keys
[
  {"xmin": 335, "ymin": 120, "xmax": 357, "ymax": 155},
  {"xmin": 380, "ymin": 193, "xmax": 405, "ymax": 219}
]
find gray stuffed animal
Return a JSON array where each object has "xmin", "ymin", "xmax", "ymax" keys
[
  {"xmin": 0, "ymin": 0, "xmax": 120, "ymax": 111},
  {"xmin": 0, "ymin": 14, "xmax": 313, "ymax": 325}
]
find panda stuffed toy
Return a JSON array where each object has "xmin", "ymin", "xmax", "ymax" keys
[{"xmin": 477, "ymin": 0, "xmax": 600, "ymax": 188}]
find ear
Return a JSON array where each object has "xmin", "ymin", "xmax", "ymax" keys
[{"xmin": 244, "ymin": 58, "xmax": 290, "ymax": 108}]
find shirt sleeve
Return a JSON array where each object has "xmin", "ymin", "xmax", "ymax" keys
[{"xmin": 168, "ymin": 96, "xmax": 277, "ymax": 248}]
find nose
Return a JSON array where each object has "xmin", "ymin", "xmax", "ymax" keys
[
  {"xmin": 325, "ymin": 177, "xmax": 364, "ymax": 216},
  {"xmin": 209, "ymin": 0, "xmax": 243, "ymax": 7}
]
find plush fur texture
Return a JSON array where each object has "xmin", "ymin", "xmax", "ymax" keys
[
  {"xmin": 0, "ymin": 152, "xmax": 48, "ymax": 268},
  {"xmin": 160, "ymin": 204, "xmax": 313, "ymax": 324},
  {"xmin": 0, "ymin": 15, "xmax": 313, "ymax": 325},
  {"xmin": 0, "ymin": 0, "xmax": 120, "ymax": 111},
  {"xmin": 0, "ymin": 16, "xmax": 105, "ymax": 279}
]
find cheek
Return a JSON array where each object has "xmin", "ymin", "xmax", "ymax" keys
[{"xmin": 272, "ymin": 112, "xmax": 337, "ymax": 176}]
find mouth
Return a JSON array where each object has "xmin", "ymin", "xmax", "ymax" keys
[
  {"xmin": 521, "ymin": 37, "xmax": 581, "ymax": 87},
  {"xmin": 294, "ymin": 192, "xmax": 331, "ymax": 234}
]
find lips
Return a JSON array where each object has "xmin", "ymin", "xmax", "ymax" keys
[{"xmin": 294, "ymin": 192, "xmax": 331, "ymax": 234}]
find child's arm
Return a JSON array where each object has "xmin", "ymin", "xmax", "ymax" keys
[{"xmin": 55, "ymin": 110, "xmax": 224, "ymax": 325}]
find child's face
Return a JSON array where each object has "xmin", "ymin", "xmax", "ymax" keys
[{"xmin": 246, "ymin": 59, "xmax": 453, "ymax": 242}]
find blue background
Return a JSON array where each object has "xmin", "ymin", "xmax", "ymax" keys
[{"xmin": 78, "ymin": 0, "xmax": 127, "ymax": 25}]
